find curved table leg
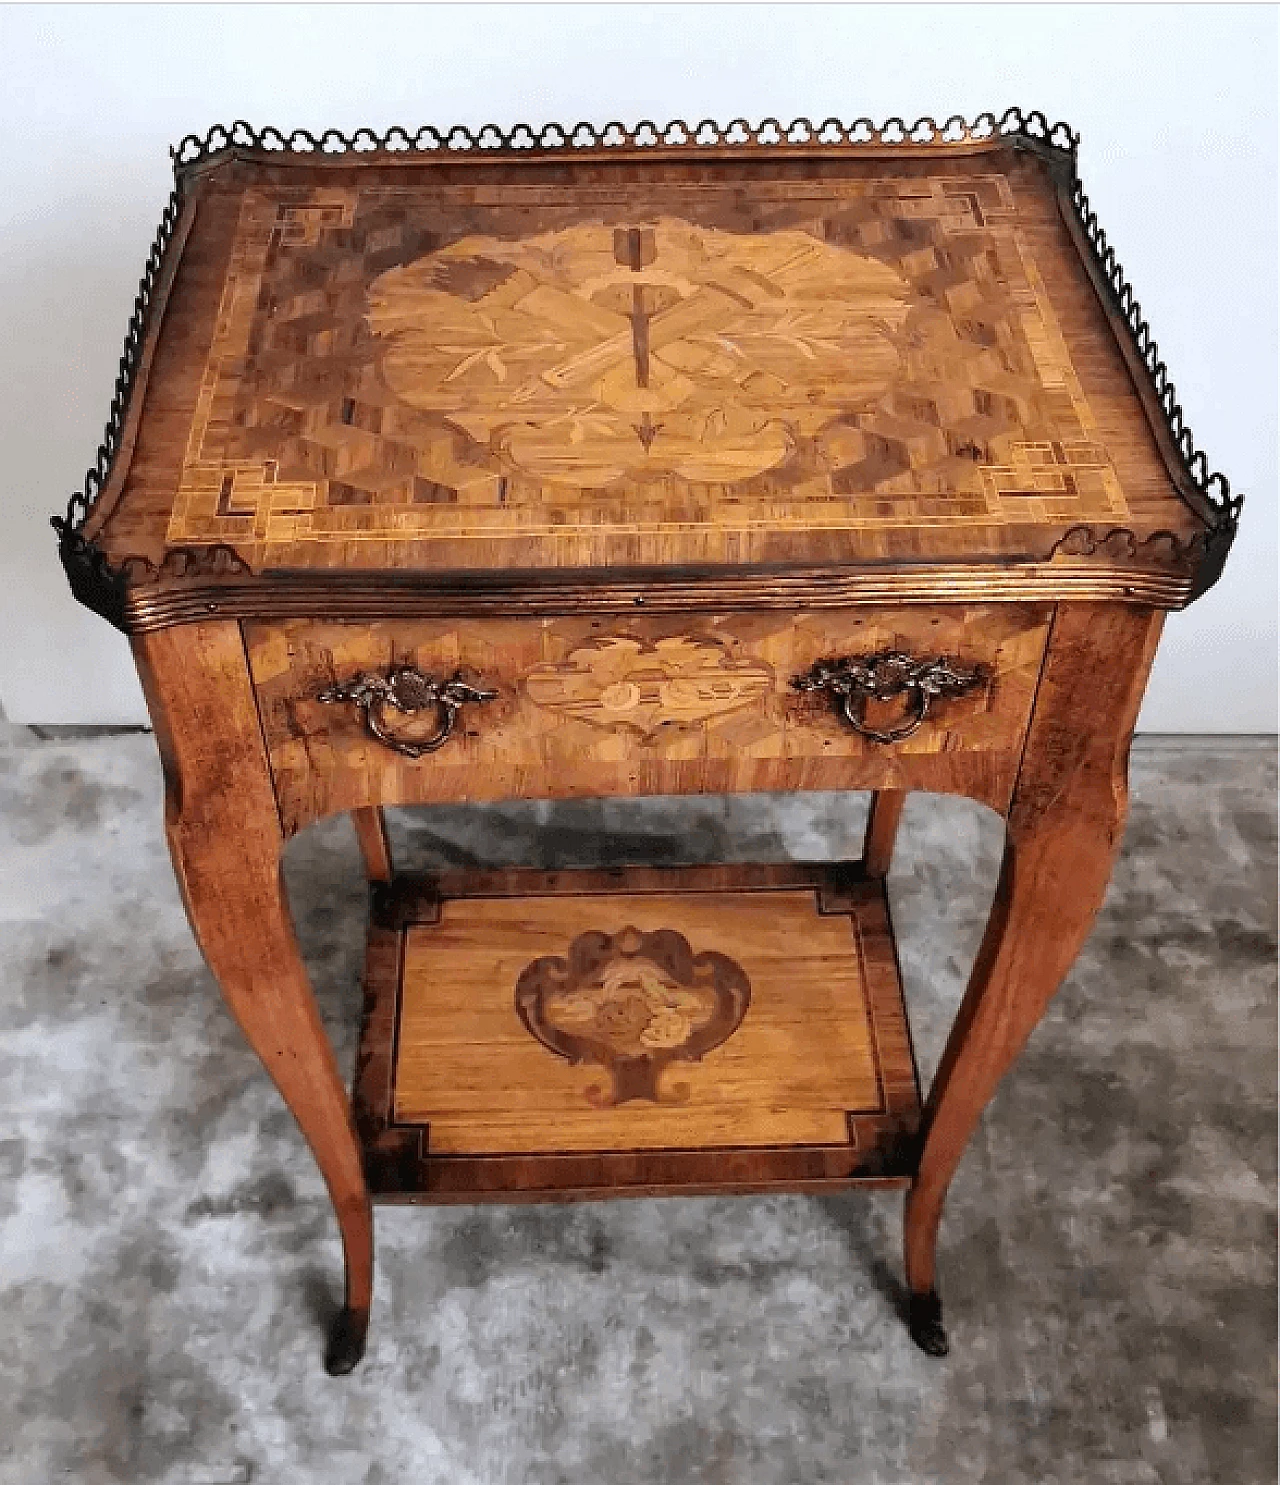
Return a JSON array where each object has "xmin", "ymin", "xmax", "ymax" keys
[
  {"xmin": 135, "ymin": 623, "xmax": 374, "ymax": 1375},
  {"xmin": 904, "ymin": 604, "xmax": 1164, "ymax": 1356}
]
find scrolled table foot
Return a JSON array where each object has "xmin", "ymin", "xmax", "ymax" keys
[
  {"xmin": 907, "ymin": 1289, "xmax": 950, "ymax": 1358},
  {"xmin": 324, "ymin": 1305, "xmax": 370, "ymax": 1376}
]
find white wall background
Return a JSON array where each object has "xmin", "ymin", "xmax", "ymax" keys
[{"xmin": 1, "ymin": 2, "xmax": 1275, "ymax": 728}]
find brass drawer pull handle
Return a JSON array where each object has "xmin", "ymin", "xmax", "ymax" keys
[
  {"xmin": 791, "ymin": 651, "xmax": 985, "ymax": 744},
  {"xmin": 318, "ymin": 667, "xmax": 497, "ymax": 758}
]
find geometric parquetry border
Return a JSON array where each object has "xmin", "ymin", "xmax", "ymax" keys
[{"xmin": 52, "ymin": 109, "xmax": 1242, "ymax": 628}]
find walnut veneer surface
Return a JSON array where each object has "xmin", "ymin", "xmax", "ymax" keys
[
  {"xmin": 358, "ymin": 878, "xmax": 919, "ymax": 1199},
  {"xmin": 247, "ymin": 604, "xmax": 1049, "ymax": 832},
  {"xmin": 81, "ymin": 132, "xmax": 1226, "ymax": 621},
  {"xmin": 60, "ymin": 118, "xmax": 1238, "ymax": 1374}
]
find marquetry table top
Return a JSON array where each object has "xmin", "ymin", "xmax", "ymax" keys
[{"xmin": 61, "ymin": 116, "xmax": 1240, "ymax": 629}]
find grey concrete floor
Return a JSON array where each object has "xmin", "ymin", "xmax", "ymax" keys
[{"xmin": 0, "ymin": 724, "xmax": 1274, "ymax": 1485}]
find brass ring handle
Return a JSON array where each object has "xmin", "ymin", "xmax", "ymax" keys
[
  {"xmin": 317, "ymin": 667, "xmax": 497, "ymax": 758},
  {"xmin": 839, "ymin": 685, "xmax": 932, "ymax": 744},
  {"xmin": 791, "ymin": 651, "xmax": 985, "ymax": 745}
]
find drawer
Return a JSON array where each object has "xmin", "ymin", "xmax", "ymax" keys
[{"xmin": 245, "ymin": 605, "xmax": 1053, "ymax": 836}]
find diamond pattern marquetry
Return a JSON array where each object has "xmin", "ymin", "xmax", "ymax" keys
[{"xmin": 166, "ymin": 174, "xmax": 1128, "ymax": 557}]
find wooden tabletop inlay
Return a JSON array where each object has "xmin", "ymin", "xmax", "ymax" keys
[
  {"xmin": 165, "ymin": 174, "xmax": 1129, "ymax": 559},
  {"xmin": 371, "ymin": 219, "xmax": 910, "ymax": 488}
]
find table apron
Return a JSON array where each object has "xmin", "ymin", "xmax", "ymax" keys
[{"xmin": 242, "ymin": 604, "xmax": 1054, "ymax": 834}]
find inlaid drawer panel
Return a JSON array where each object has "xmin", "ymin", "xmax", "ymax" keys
[{"xmin": 245, "ymin": 604, "xmax": 1053, "ymax": 836}]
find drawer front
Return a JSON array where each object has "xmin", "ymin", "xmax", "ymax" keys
[{"xmin": 246, "ymin": 605, "xmax": 1052, "ymax": 835}]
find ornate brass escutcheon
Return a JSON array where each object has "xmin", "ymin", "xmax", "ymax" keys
[
  {"xmin": 791, "ymin": 651, "xmax": 986, "ymax": 744},
  {"xmin": 317, "ymin": 667, "xmax": 497, "ymax": 758}
]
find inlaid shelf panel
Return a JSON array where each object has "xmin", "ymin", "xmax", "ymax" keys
[{"xmin": 354, "ymin": 864, "xmax": 921, "ymax": 1202}]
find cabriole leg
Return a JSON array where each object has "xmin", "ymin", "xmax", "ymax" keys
[
  {"xmin": 904, "ymin": 604, "xmax": 1164, "ymax": 1356},
  {"xmin": 135, "ymin": 622, "xmax": 374, "ymax": 1375}
]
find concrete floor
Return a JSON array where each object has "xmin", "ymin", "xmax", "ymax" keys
[{"xmin": 0, "ymin": 723, "xmax": 1274, "ymax": 1485}]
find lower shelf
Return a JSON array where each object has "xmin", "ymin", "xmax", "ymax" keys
[{"xmin": 354, "ymin": 863, "xmax": 922, "ymax": 1203}]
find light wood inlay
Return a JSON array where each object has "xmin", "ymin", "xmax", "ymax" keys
[
  {"xmin": 393, "ymin": 890, "xmax": 896, "ymax": 1155},
  {"xmin": 372, "ymin": 220, "xmax": 911, "ymax": 488},
  {"xmin": 161, "ymin": 172, "xmax": 1133, "ymax": 563},
  {"xmin": 514, "ymin": 920, "xmax": 753, "ymax": 1108},
  {"xmin": 245, "ymin": 604, "xmax": 1052, "ymax": 833},
  {"xmin": 524, "ymin": 633, "xmax": 773, "ymax": 738}
]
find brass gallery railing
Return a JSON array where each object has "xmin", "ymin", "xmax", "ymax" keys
[{"xmin": 51, "ymin": 109, "xmax": 1242, "ymax": 622}]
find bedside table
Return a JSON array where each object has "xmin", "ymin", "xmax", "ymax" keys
[{"xmin": 53, "ymin": 110, "xmax": 1240, "ymax": 1374}]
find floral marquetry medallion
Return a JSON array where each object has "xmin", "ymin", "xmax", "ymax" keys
[
  {"xmin": 388, "ymin": 889, "xmax": 899, "ymax": 1157},
  {"xmin": 524, "ymin": 634, "xmax": 773, "ymax": 739},
  {"xmin": 368, "ymin": 220, "xmax": 911, "ymax": 489},
  {"xmin": 514, "ymin": 924, "xmax": 752, "ymax": 1106},
  {"xmin": 159, "ymin": 169, "xmax": 1139, "ymax": 568}
]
